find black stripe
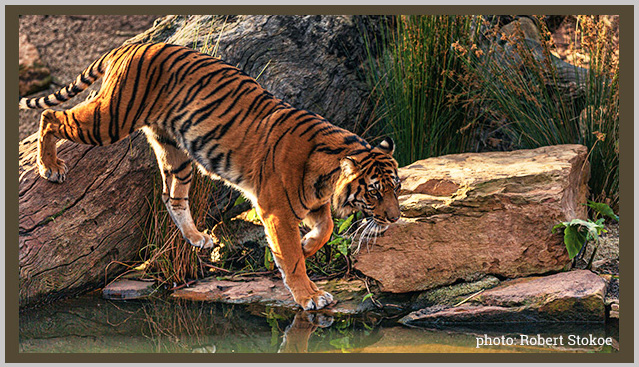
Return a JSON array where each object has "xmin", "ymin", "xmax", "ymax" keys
[
  {"xmin": 265, "ymin": 109, "xmax": 297, "ymax": 142},
  {"xmin": 289, "ymin": 115, "xmax": 317, "ymax": 135},
  {"xmin": 53, "ymin": 90, "xmax": 65, "ymax": 102},
  {"xmin": 170, "ymin": 160, "xmax": 192, "ymax": 175},
  {"xmin": 107, "ymin": 47, "xmax": 137, "ymax": 144},
  {"xmin": 175, "ymin": 172, "xmax": 192, "ymax": 182},
  {"xmin": 208, "ymin": 152, "xmax": 224, "ymax": 173},
  {"xmin": 292, "ymin": 259, "xmax": 300, "ymax": 274},
  {"xmin": 308, "ymin": 126, "xmax": 337, "ymax": 141},
  {"xmin": 70, "ymin": 83, "xmax": 82, "ymax": 96},
  {"xmin": 298, "ymin": 120, "xmax": 325, "ymax": 137},
  {"xmin": 93, "ymin": 103, "xmax": 103, "ymax": 145},
  {"xmin": 344, "ymin": 135, "xmax": 368, "ymax": 146},
  {"xmin": 297, "ymin": 190, "xmax": 309, "ymax": 210},
  {"xmin": 157, "ymin": 134, "xmax": 179, "ymax": 149},
  {"xmin": 219, "ymin": 84, "xmax": 256, "ymax": 118},
  {"xmin": 316, "ymin": 145, "xmax": 346, "ymax": 155},
  {"xmin": 271, "ymin": 126, "xmax": 293, "ymax": 169},
  {"xmin": 122, "ymin": 45, "xmax": 153, "ymax": 134},
  {"xmin": 284, "ymin": 190, "xmax": 303, "ymax": 221},
  {"xmin": 225, "ymin": 150, "xmax": 233, "ymax": 172},
  {"xmin": 71, "ymin": 112, "xmax": 91, "ymax": 145},
  {"xmin": 80, "ymin": 73, "xmax": 92, "ymax": 85},
  {"xmin": 43, "ymin": 95, "xmax": 56, "ymax": 106}
]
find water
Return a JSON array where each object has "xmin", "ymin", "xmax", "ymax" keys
[{"xmin": 19, "ymin": 293, "xmax": 619, "ymax": 353}]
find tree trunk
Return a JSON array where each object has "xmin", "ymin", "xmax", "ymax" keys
[{"xmin": 19, "ymin": 132, "xmax": 156, "ymax": 307}]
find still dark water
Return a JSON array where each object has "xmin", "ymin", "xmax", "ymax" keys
[{"xmin": 19, "ymin": 293, "xmax": 619, "ymax": 354}]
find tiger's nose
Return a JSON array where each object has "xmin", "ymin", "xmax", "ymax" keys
[{"xmin": 387, "ymin": 214, "xmax": 399, "ymax": 223}]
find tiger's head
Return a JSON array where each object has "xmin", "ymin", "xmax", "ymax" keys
[{"xmin": 333, "ymin": 137, "xmax": 401, "ymax": 232}]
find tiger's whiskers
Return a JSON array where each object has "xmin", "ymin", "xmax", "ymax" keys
[{"xmin": 345, "ymin": 218, "xmax": 387, "ymax": 255}]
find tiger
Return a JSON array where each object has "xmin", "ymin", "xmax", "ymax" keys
[{"xmin": 19, "ymin": 42, "xmax": 401, "ymax": 310}]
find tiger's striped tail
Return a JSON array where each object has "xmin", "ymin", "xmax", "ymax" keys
[{"xmin": 19, "ymin": 52, "xmax": 109, "ymax": 109}]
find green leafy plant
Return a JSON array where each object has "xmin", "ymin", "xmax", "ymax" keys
[
  {"xmin": 305, "ymin": 214, "xmax": 356, "ymax": 279},
  {"xmin": 552, "ymin": 201, "xmax": 618, "ymax": 267}
]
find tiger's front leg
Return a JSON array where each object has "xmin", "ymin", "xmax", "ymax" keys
[
  {"xmin": 301, "ymin": 204, "xmax": 333, "ymax": 258},
  {"xmin": 145, "ymin": 129, "xmax": 215, "ymax": 249},
  {"xmin": 259, "ymin": 207, "xmax": 334, "ymax": 310}
]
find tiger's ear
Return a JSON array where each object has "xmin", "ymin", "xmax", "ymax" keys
[
  {"xmin": 340, "ymin": 157, "xmax": 359, "ymax": 177},
  {"xmin": 376, "ymin": 137, "xmax": 395, "ymax": 155}
]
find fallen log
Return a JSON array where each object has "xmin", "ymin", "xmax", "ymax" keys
[{"xmin": 18, "ymin": 132, "xmax": 156, "ymax": 307}]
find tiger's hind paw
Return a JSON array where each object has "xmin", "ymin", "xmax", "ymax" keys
[
  {"xmin": 186, "ymin": 231, "xmax": 218, "ymax": 249},
  {"xmin": 38, "ymin": 158, "xmax": 68, "ymax": 183}
]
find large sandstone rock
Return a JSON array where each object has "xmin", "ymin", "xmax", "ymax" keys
[{"xmin": 355, "ymin": 144, "xmax": 590, "ymax": 293}]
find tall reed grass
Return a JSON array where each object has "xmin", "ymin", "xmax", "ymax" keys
[
  {"xmin": 362, "ymin": 15, "xmax": 481, "ymax": 166},
  {"xmin": 455, "ymin": 16, "xmax": 619, "ymax": 208},
  {"xmin": 138, "ymin": 169, "xmax": 217, "ymax": 286},
  {"xmin": 364, "ymin": 15, "xmax": 619, "ymax": 208}
]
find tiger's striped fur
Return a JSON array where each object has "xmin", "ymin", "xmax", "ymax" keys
[{"xmin": 19, "ymin": 42, "xmax": 401, "ymax": 310}]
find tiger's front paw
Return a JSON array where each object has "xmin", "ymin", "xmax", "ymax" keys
[
  {"xmin": 186, "ymin": 231, "xmax": 217, "ymax": 249},
  {"xmin": 300, "ymin": 290, "xmax": 334, "ymax": 311},
  {"xmin": 305, "ymin": 311, "xmax": 334, "ymax": 328},
  {"xmin": 38, "ymin": 158, "xmax": 68, "ymax": 183}
]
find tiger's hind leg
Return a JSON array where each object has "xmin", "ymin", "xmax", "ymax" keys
[
  {"xmin": 144, "ymin": 128, "xmax": 215, "ymax": 249},
  {"xmin": 36, "ymin": 98, "xmax": 139, "ymax": 183},
  {"xmin": 301, "ymin": 204, "xmax": 333, "ymax": 258}
]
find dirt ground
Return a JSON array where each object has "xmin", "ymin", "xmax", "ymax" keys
[{"xmin": 18, "ymin": 15, "xmax": 160, "ymax": 139}]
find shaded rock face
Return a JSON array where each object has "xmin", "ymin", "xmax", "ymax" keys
[
  {"xmin": 354, "ymin": 144, "xmax": 590, "ymax": 293},
  {"xmin": 400, "ymin": 270, "xmax": 607, "ymax": 325},
  {"xmin": 19, "ymin": 132, "xmax": 156, "ymax": 307}
]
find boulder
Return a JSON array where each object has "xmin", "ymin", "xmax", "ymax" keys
[
  {"xmin": 19, "ymin": 132, "xmax": 156, "ymax": 307},
  {"xmin": 399, "ymin": 270, "xmax": 607, "ymax": 325},
  {"xmin": 355, "ymin": 144, "xmax": 590, "ymax": 293},
  {"xmin": 18, "ymin": 34, "xmax": 51, "ymax": 96}
]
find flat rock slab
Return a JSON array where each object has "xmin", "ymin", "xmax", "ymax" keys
[
  {"xmin": 355, "ymin": 144, "xmax": 589, "ymax": 293},
  {"xmin": 102, "ymin": 279, "xmax": 157, "ymax": 300},
  {"xmin": 400, "ymin": 270, "xmax": 607, "ymax": 326},
  {"xmin": 172, "ymin": 276, "xmax": 374, "ymax": 315}
]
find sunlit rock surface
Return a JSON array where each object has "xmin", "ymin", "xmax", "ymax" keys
[{"xmin": 355, "ymin": 144, "xmax": 589, "ymax": 293}]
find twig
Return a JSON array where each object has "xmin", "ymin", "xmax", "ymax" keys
[
  {"xmin": 453, "ymin": 289, "xmax": 485, "ymax": 307},
  {"xmin": 201, "ymin": 262, "xmax": 231, "ymax": 273},
  {"xmin": 170, "ymin": 279, "xmax": 198, "ymax": 291}
]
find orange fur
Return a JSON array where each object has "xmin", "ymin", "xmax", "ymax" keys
[{"xmin": 20, "ymin": 43, "xmax": 401, "ymax": 310}]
